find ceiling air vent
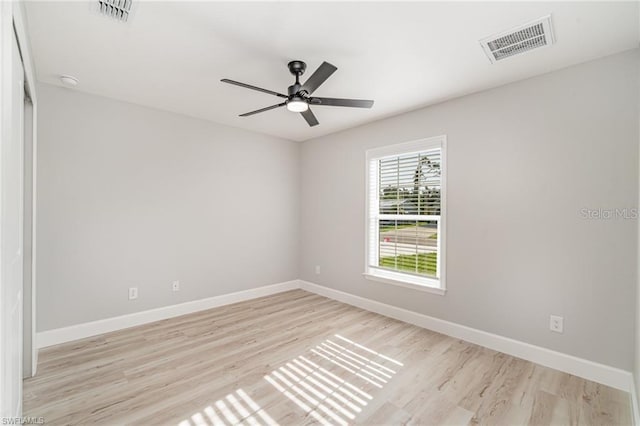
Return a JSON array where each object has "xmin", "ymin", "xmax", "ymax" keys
[
  {"xmin": 97, "ymin": 0, "xmax": 132, "ymax": 22},
  {"xmin": 480, "ymin": 15, "xmax": 555, "ymax": 63}
]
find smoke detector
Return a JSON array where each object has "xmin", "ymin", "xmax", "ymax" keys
[
  {"xmin": 60, "ymin": 75, "xmax": 79, "ymax": 87},
  {"xmin": 97, "ymin": 0, "xmax": 132, "ymax": 22},
  {"xmin": 480, "ymin": 15, "xmax": 555, "ymax": 63}
]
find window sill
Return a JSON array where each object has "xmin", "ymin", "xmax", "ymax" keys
[{"xmin": 363, "ymin": 272, "xmax": 446, "ymax": 295}]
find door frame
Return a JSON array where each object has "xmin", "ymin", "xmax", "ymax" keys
[
  {"xmin": 22, "ymin": 93, "xmax": 34, "ymax": 379},
  {"xmin": 13, "ymin": 0, "xmax": 38, "ymax": 377},
  {"xmin": 0, "ymin": 1, "xmax": 23, "ymax": 416},
  {"xmin": 1, "ymin": 0, "xmax": 39, "ymax": 381}
]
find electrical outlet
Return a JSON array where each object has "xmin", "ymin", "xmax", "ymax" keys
[
  {"xmin": 315, "ymin": 265, "xmax": 321, "ymax": 275},
  {"xmin": 172, "ymin": 280, "xmax": 180, "ymax": 292},
  {"xmin": 128, "ymin": 287, "xmax": 138, "ymax": 300},
  {"xmin": 550, "ymin": 315, "xmax": 563, "ymax": 333}
]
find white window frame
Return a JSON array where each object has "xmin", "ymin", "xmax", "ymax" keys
[{"xmin": 364, "ymin": 136, "xmax": 447, "ymax": 295}]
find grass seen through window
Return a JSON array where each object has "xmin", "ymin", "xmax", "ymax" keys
[{"xmin": 379, "ymin": 252, "xmax": 437, "ymax": 276}]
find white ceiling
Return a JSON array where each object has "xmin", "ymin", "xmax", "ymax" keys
[{"xmin": 25, "ymin": 1, "xmax": 639, "ymax": 142}]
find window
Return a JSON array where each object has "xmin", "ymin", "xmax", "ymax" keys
[{"xmin": 365, "ymin": 136, "xmax": 446, "ymax": 293}]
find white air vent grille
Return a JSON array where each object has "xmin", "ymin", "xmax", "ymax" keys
[
  {"xmin": 480, "ymin": 15, "xmax": 554, "ymax": 63},
  {"xmin": 98, "ymin": 0, "xmax": 132, "ymax": 22}
]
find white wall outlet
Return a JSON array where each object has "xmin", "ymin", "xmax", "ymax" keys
[
  {"xmin": 128, "ymin": 287, "xmax": 138, "ymax": 300},
  {"xmin": 550, "ymin": 315, "xmax": 563, "ymax": 333},
  {"xmin": 172, "ymin": 280, "xmax": 180, "ymax": 292},
  {"xmin": 315, "ymin": 265, "xmax": 321, "ymax": 274}
]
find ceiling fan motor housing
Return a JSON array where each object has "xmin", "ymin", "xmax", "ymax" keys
[{"xmin": 288, "ymin": 83, "xmax": 303, "ymax": 97}]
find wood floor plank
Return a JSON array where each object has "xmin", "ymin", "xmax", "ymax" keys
[{"xmin": 24, "ymin": 289, "xmax": 632, "ymax": 425}]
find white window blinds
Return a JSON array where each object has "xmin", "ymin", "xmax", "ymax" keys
[{"xmin": 366, "ymin": 137, "xmax": 446, "ymax": 290}]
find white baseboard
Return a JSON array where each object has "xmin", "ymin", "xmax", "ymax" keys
[
  {"xmin": 299, "ymin": 280, "xmax": 634, "ymax": 393},
  {"xmin": 36, "ymin": 280, "xmax": 299, "ymax": 348}
]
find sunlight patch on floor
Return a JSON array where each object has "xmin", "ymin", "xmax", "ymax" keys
[
  {"xmin": 178, "ymin": 334, "xmax": 401, "ymax": 425},
  {"xmin": 178, "ymin": 389, "xmax": 277, "ymax": 426},
  {"xmin": 264, "ymin": 334, "xmax": 401, "ymax": 425}
]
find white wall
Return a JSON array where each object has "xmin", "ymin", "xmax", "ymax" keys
[
  {"xmin": 300, "ymin": 49, "xmax": 639, "ymax": 370},
  {"xmin": 36, "ymin": 84, "xmax": 299, "ymax": 331}
]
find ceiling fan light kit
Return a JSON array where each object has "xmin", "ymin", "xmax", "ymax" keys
[
  {"xmin": 286, "ymin": 96, "xmax": 308, "ymax": 112},
  {"xmin": 221, "ymin": 60, "xmax": 374, "ymax": 127}
]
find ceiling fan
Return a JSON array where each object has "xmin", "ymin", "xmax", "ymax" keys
[{"xmin": 221, "ymin": 60, "xmax": 374, "ymax": 127}]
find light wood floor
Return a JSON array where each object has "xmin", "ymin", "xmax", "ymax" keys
[{"xmin": 24, "ymin": 290, "xmax": 631, "ymax": 425}]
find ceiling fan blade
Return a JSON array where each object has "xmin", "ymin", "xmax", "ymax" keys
[
  {"xmin": 221, "ymin": 79, "xmax": 288, "ymax": 98},
  {"xmin": 301, "ymin": 61, "xmax": 337, "ymax": 95},
  {"xmin": 300, "ymin": 108, "xmax": 319, "ymax": 127},
  {"xmin": 239, "ymin": 102, "xmax": 287, "ymax": 117},
  {"xmin": 309, "ymin": 97, "xmax": 374, "ymax": 108}
]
